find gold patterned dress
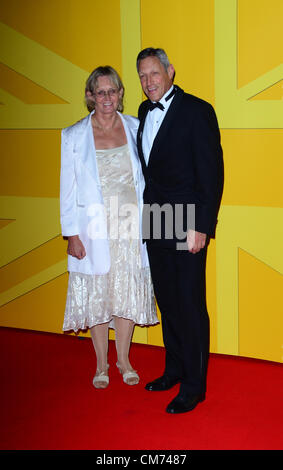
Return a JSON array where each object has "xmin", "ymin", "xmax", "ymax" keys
[{"xmin": 63, "ymin": 144, "xmax": 158, "ymax": 332}]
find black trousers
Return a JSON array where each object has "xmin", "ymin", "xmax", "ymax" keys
[{"xmin": 147, "ymin": 243, "xmax": 210, "ymax": 396}]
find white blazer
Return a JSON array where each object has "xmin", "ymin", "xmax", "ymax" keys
[{"xmin": 60, "ymin": 111, "xmax": 149, "ymax": 275}]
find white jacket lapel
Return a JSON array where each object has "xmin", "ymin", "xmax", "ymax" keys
[
  {"xmin": 119, "ymin": 113, "xmax": 139, "ymax": 181},
  {"xmin": 78, "ymin": 111, "xmax": 99, "ymax": 180}
]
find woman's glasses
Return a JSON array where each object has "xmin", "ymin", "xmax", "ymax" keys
[{"xmin": 93, "ymin": 89, "xmax": 119, "ymax": 99}]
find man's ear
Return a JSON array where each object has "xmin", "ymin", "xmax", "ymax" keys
[{"xmin": 168, "ymin": 64, "xmax": 175, "ymax": 81}]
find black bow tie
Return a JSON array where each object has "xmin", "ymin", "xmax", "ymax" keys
[
  {"xmin": 149, "ymin": 101, "xmax": 164, "ymax": 111},
  {"xmin": 148, "ymin": 87, "xmax": 176, "ymax": 112}
]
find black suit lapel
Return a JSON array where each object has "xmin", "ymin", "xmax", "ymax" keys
[
  {"xmin": 137, "ymin": 86, "xmax": 184, "ymax": 173},
  {"xmin": 137, "ymin": 102, "xmax": 150, "ymax": 177},
  {"xmin": 148, "ymin": 86, "xmax": 184, "ymax": 166}
]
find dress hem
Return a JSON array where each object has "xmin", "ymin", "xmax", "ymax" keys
[{"xmin": 63, "ymin": 316, "xmax": 159, "ymax": 334}]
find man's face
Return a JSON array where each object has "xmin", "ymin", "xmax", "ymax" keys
[{"xmin": 138, "ymin": 56, "xmax": 174, "ymax": 102}]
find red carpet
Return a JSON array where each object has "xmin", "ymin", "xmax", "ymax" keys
[{"xmin": 0, "ymin": 327, "xmax": 282, "ymax": 450}]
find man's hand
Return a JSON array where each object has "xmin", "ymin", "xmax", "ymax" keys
[
  {"xmin": 67, "ymin": 235, "xmax": 86, "ymax": 260},
  {"xmin": 187, "ymin": 229, "xmax": 207, "ymax": 254}
]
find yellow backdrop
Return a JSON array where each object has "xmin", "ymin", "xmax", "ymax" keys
[{"xmin": 0, "ymin": 0, "xmax": 282, "ymax": 362}]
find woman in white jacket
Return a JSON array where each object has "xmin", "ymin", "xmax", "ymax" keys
[{"xmin": 60, "ymin": 66, "xmax": 158, "ymax": 389}]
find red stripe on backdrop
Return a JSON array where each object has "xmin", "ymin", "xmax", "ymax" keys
[{"xmin": 0, "ymin": 327, "xmax": 282, "ymax": 450}]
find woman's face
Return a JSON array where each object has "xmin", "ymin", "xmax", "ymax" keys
[{"xmin": 89, "ymin": 75, "xmax": 123, "ymax": 116}]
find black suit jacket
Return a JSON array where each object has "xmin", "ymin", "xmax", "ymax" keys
[{"xmin": 137, "ymin": 85, "xmax": 224, "ymax": 247}]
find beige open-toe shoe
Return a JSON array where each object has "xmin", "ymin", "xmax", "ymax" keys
[
  {"xmin": 93, "ymin": 365, "xmax": 109, "ymax": 389},
  {"xmin": 116, "ymin": 362, "xmax": 139, "ymax": 385}
]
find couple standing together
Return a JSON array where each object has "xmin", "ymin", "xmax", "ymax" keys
[{"xmin": 60, "ymin": 48, "xmax": 224, "ymax": 414}]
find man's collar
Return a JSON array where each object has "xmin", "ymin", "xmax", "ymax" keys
[{"xmin": 159, "ymin": 85, "xmax": 174, "ymax": 106}]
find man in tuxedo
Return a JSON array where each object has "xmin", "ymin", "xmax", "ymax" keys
[{"xmin": 136, "ymin": 48, "xmax": 224, "ymax": 413}]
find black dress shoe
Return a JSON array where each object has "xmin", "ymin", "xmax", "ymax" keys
[
  {"xmin": 145, "ymin": 375, "xmax": 180, "ymax": 391},
  {"xmin": 166, "ymin": 392, "xmax": 205, "ymax": 414}
]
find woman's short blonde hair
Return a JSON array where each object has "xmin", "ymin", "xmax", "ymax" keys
[{"xmin": 85, "ymin": 66, "xmax": 124, "ymax": 112}]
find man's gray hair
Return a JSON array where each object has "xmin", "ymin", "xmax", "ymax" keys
[{"xmin": 136, "ymin": 48, "xmax": 170, "ymax": 71}]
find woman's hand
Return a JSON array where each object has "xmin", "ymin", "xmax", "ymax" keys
[
  {"xmin": 187, "ymin": 229, "xmax": 207, "ymax": 254},
  {"xmin": 67, "ymin": 235, "xmax": 86, "ymax": 260}
]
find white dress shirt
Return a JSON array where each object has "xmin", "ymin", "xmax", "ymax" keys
[{"xmin": 142, "ymin": 85, "xmax": 174, "ymax": 165}]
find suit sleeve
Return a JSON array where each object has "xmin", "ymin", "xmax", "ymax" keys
[
  {"xmin": 192, "ymin": 103, "xmax": 224, "ymax": 237},
  {"xmin": 60, "ymin": 128, "xmax": 79, "ymax": 237}
]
